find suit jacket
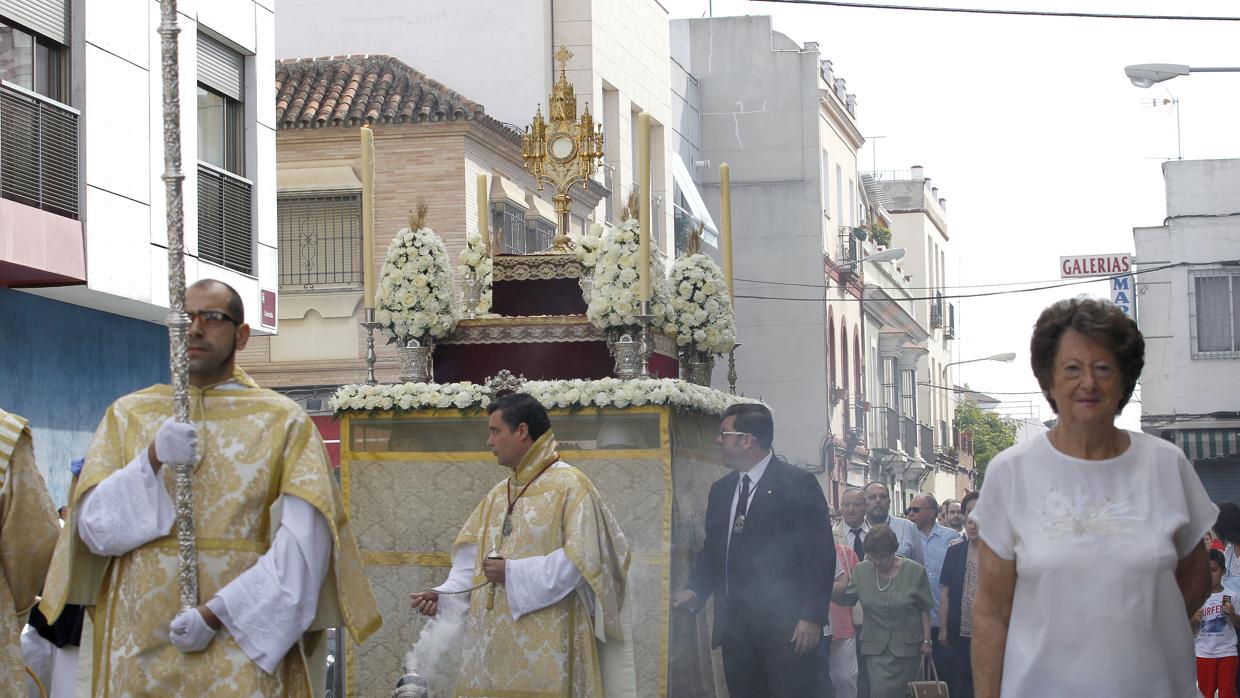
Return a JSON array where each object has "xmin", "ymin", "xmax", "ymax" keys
[{"xmin": 686, "ymin": 456, "xmax": 835, "ymax": 648}]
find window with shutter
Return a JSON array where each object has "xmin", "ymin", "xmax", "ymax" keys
[{"xmin": 195, "ymin": 33, "xmax": 250, "ymax": 274}]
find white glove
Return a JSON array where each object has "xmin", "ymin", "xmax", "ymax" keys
[
  {"xmin": 154, "ymin": 418, "xmax": 197, "ymax": 467},
  {"xmin": 169, "ymin": 608, "xmax": 216, "ymax": 653}
]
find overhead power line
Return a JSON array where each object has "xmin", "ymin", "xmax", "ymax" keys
[
  {"xmin": 739, "ymin": 272, "xmax": 1135, "ymax": 292},
  {"xmin": 732, "ymin": 260, "xmax": 1211, "ymax": 304},
  {"xmin": 753, "ymin": 0, "xmax": 1240, "ymax": 22}
]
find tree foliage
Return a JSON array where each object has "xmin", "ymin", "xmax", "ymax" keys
[{"xmin": 955, "ymin": 400, "xmax": 1017, "ymax": 487}]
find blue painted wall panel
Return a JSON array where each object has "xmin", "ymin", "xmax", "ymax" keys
[{"xmin": 0, "ymin": 288, "xmax": 169, "ymax": 505}]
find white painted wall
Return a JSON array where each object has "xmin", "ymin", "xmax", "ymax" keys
[
  {"xmin": 883, "ymin": 177, "xmax": 955, "ymax": 450},
  {"xmin": 679, "ymin": 15, "xmax": 868, "ymax": 469},
  {"xmin": 29, "ymin": 0, "xmax": 278, "ymax": 332},
  {"xmin": 1135, "ymin": 158, "xmax": 1240, "ymax": 427}
]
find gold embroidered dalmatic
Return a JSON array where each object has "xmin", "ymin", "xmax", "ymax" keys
[
  {"xmin": 39, "ymin": 368, "xmax": 381, "ymax": 696},
  {"xmin": 453, "ymin": 431, "xmax": 630, "ymax": 698},
  {"xmin": 0, "ymin": 408, "xmax": 59, "ymax": 688}
]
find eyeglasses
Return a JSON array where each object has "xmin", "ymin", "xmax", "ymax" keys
[
  {"xmin": 905, "ymin": 506, "xmax": 926, "ymax": 515},
  {"xmin": 187, "ymin": 310, "xmax": 239, "ymax": 326},
  {"xmin": 719, "ymin": 430, "xmax": 751, "ymax": 438}
]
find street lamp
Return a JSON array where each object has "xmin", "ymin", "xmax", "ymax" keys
[
  {"xmin": 844, "ymin": 246, "xmax": 905, "ymax": 269},
  {"xmin": 1124, "ymin": 63, "xmax": 1240, "ymax": 88},
  {"xmin": 945, "ymin": 352, "xmax": 1016, "ymax": 369}
]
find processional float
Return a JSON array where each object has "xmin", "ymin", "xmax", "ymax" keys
[{"xmin": 337, "ymin": 46, "xmax": 747, "ymax": 698}]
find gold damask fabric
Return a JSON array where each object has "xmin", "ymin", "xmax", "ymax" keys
[
  {"xmin": 0, "ymin": 408, "xmax": 59, "ymax": 688},
  {"xmin": 452, "ymin": 431, "xmax": 631, "ymax": 698},
  {"xmin": 39, "ymin": 368, "xmax": 381, "ymax": 696}
]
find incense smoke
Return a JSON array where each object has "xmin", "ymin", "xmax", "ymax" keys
[{"xmin": 405, "ymin": 613, "xmax": 465, "ymax": 697}]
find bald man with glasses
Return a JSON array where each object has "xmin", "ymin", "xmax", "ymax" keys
[{"xmin": 673, "ymin": 403, "xmax": 836, "ymax": 697}]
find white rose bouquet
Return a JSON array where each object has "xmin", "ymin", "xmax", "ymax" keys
[
  {"xmin": 586, "ymin": 217, "xmax": 676, "ymax": 335},
  {"xmin": 576, "ymin": 222, "xmax": 605, "ymax": 270},
  {"xmin": 669, "ymin": 252, "xmax": 736, "ymax": 353},
  {"xmin": 375, "ymin": 208, "xmax": 458, "ymax": 345},
  {"xmin": 458, "ymin": 231, "xmax": 493, "ymax": 314}
]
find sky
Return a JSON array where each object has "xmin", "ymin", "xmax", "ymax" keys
[{"xmin": 664, "ymin": 0, "xmax": 1240, "ymax": 429}]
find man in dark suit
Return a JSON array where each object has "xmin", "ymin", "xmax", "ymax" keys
[{"xmin": 673, "ymin": 403, "xmax": 836, "ymax": 697}]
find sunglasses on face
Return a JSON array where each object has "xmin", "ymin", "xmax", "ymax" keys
[
  {"xmin": 905, "ymin": 506, "xmax": 926, "ymax": 515},
  {"xmin": 719, "ymin": 430, "xmax": 751, "ymax": 438}
]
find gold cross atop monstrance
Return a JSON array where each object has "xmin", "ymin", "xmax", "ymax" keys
[{"xmin": 521, "ymin": 45, "xmax": 605, "ymax": 252}]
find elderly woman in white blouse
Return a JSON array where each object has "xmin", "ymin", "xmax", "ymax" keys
[{"xmin": 970, "ymin": 298, "xmax": 1216, "ymax": 698}]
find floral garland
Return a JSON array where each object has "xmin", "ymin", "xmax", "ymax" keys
[
  {"xmin": 585, "ymin": 218, "xmax": 677, "ymax": 335},
  {"xmin": 331, "ymin": 381, "xmax": 488, "ymax": 412},
  {"xmin": 669, "ymin": 253, "xmax": 736, "ymax": 353},
  {"xmin": 458, "ymin": 231, "xmax": 493, "ymax": 314},
  {"xmin": 330, "ymin": 377, "xmax": 762, "ymax": 414},
  {"xmin": 375, "ymin": 224, "xmax": 457, "ymax": 344}
]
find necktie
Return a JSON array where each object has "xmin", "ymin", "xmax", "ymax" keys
[
  {"xmin": 733, "ymin": 475, "xmax": 752, "ymax": 534},
  {"xmin": 726, "ymin": 475, "xmax": 753, "ymax": 594},
  {"xmin": 851, "ymin": 527, "xmax": 865, "ymax": 561}
]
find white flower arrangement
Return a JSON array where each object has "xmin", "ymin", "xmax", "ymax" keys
[
  {"xmin": 585, "ymin": 218, "xmax": 677, "ymax": 335},
  {"xmin": 458, "ymin": 231, "xmax": 493, "ymax": 314},
  {"xmin": 330, "ymin": 377, "xmax": 763, "ymax": 415},
  {"xmin": 330, "ymin": 381, "xmax": 489, "ymax": 412},
  {"xmin": 669, "ymin": 253, "xmax": 736, "ymax": 353},
  {"xmin": 375, "ymin": 219, "xmax": 458, "ymax": 345},
  {"xmin": 576, "ymin": 223, "xmax": 605, "ymax": 269}
]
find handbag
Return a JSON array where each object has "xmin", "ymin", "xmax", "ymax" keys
[{"xmin": 906, "ymin": 655, "xmax": 949, "ymax": 698}]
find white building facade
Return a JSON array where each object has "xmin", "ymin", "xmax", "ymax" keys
[
  {"xmin": 1135, "ymin": 158, "xmax": 1240, "ymax": 501},
  {"xmin": 0, "ymin": 0, "xmax": 277, "ymax": 502},
  {"xmin": 874, "ymin": 170, "xmax": 958, "ymax": 505},
  {"xmin": 673, "ymin": 15, "xmax": 873, "ymax": 507}
]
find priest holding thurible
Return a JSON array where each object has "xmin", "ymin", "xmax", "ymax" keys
[{"xmin": 410, "ymin": 393, "xmax": 632, "ymax": 697}]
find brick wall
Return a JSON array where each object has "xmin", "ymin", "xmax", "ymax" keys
[{"xmin": 239, "ymin": 122, "xmax": 472, "ymax": 388}]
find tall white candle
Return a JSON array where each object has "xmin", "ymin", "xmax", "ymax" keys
[
  {"xmin": 637, "ymin": 112, "xmax": 651, "ymax": 303},
  {"xmin": 361, "ymin": 125, "xmax": 376, "ymax": 309},
  {"xmin": 720, "ymin": 162, "xmax": 733, "ymax": 306},
  {"xmin": 477, "ymin": 173, "xmax": 490, "ymax": 255}
]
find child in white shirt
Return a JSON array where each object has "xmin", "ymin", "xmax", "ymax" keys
[{"xmin": 1195, "ymin": 549, "xmax": 1240, "ymax": 697}]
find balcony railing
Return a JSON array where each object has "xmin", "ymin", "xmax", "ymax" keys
[
  {"xmin": 919, "ymin": 423, "xmax": 934, "ymax": 462},
  {"xmin": 837, "ymin": 226, "xmax": 864, "ymax": 270},
  {"xmin": 901, "ymin": 416, "xmax": 917, "ymax": 456},
  {"xmin": 0, "ymin": 81, "xmax": 79, "ymax": 219},
  {"xmin": 930, "ymin": 292, "xmax": 944, "ymax": 328},
  {"xmin": 873, "ymin": 406, "xmax": 899, "ymax": 451},
  {"xmin": 199, "ymin": 162, "xmax": 254, "ymax": 275}
]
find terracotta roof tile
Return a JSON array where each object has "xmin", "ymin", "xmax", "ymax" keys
[{"xmin": 275, "ymin": 55, "xmax": 520, "ymax": 142}]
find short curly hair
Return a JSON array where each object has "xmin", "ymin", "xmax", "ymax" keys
[
  {"xmin": 863, "ymin": 524, "xmax": 900, "ymax": 556},
  {"xmin": 1030, "ymin": 297, "xmax": 1144, "ymax": 414}
]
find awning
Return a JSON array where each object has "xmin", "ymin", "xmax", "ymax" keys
[
  {"xmin": 1177, "ymin": 429, "xmax": 1240, "ymax": 461},
  {"xmin": 670, "ymin": 153, "xmax": 719, "ymax": 243}
]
